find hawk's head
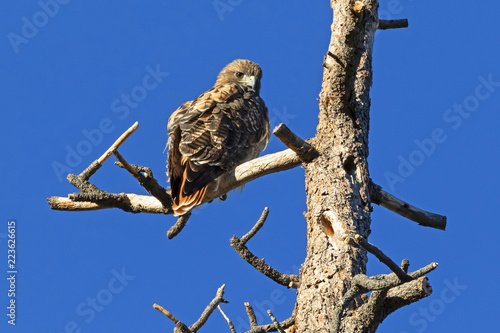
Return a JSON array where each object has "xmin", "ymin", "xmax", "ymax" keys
[{"xmin": 216, "ymin": 59, "xmax": 263, "ymax": 94}]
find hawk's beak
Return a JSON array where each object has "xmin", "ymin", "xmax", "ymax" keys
[{"xmin": 242, "ymin": 75, "xmax": 256, "ymax": 90}]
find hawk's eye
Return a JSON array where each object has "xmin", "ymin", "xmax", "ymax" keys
[{"xmin": 235, "ymin": 72, "xmax": 244, "ymax": 79}]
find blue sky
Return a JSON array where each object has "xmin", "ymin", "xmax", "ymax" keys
[{"xmin": 1, "ymin": 1, "xmax": 499, "ymax": 332}]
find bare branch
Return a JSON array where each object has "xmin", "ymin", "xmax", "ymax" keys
[
  {"xmin": 203, "ymin": 148, "xmax": 302, "ymax": 203},
  {"xmin": 98, "ymin": 122, "xmax": 140, "ymax": 165},
  {"xmin": 240, "ymin": 207, "xmax": 269, "ymax": 245},
  {"xmin": 370, "ymin": 183, "xmax": 447, "ymax": 230},
  {"xmin": 383, "ymin": 276, "xmax": 433, "ymax": 315},
  {"xmin": 273, "ymin": 123, "xmax": 319, "ymax": 163},
  {"xmin": 154, "ymin": 285, "xmax": 228, "ymax": 333},
  {"xmin": 153, "ymin": 303, "xmax": 191, "ymax": 333},
  {"xmin": 47, "ymin": 193, "xmax": 169, "ymax": 213},
  {"xmin": 349, "ymin": 276, "xmax": 432, "ymax": 332},
  {"xmin": 230, "ymin": 209, "xmax": 300, "ymax": 289},
  {"xmin": 48, "ymin": 147, "xmax": 302, "ymax": 214},
  {"xmin": 345, "ymin": 234, "xmax": 410, "ymax": 282},
  {"xmin": 245, "ymin": 302, "xmax": 258, "ymax": 329},
  {"xmin": 267, "ymin": 310, "xmax": 286, "ymax": 333},
  {"xmin": 218, "ymin": 305, "xmax": 236, "ymax": 333},
  {"xmin": 189, "ymin": 284, "xmax": 228, "ymax": 332},
  {"xmin": 378, "ymin": 19, "xmax": 409, "ymax": 30},
  {"xmin": 330, "ymin": 261, "xmax": 438, "ymax": 333},
  {"xmin": 114, "ymin": 152, "xmax": 173, "ymax": 209},
  {"xmin": 153, "ymin": 303, "xmax": 181, "ymax": 324},
  {"xmin": 167, "ymin": 213, "xmax": 192, "ymax": 239},
  {"xmin": 244, "ymin": 315, "xmax": 295, "ymax": 333}
]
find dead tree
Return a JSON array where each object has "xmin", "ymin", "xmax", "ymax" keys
[{"xmin": 47, "ymin": 1, "xmax": 446, "ymax": 332}]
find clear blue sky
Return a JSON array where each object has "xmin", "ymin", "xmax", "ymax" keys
[{"xmin": 1, "ymin": 1, "xmax": 499, "ymax": 332}]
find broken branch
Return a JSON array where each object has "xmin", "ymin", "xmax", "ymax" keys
[
  {"xmin": 330, "ymin": 261, "xmax": 438, "ymax": 333},
  {"xmin": 273, "ymin": 123, "xmax": 319, "ymax": 163},
  {"xmin": 378, "ymin": 19, "xmax": 409, "ymax": 30},
  {"xmin": 167, "ymin": 212, "xmax": 192, "ymax": 239},
  {"xmin": 370, "ymin": 183, "xmax": 447, "ymax": 230},
  {"xmin": 245, "ymin": 302, "xmax": 258, "ymax": 329},
  {"xmin": 267, "ymin": 310, "xmax": 286, "ymax": 333}
]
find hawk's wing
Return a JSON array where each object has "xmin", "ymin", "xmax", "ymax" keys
[{"xmin": 167, "ymin": 83, "xmax": 269, "ymax": 215}]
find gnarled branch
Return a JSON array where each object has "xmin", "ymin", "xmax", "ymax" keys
[
  {"xmin": 230, "ymin": 208, "xmax": 300, "ymax": 289},
  {"xmin": 331, "ymin": 261, "xmax": 438, "ymax": 333}
]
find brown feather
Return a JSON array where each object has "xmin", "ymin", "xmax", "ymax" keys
[{"xmin": 166, "ymin": 59, "xmax": 270, "ymax": 216}]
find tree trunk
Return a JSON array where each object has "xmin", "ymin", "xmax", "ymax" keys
[{"xmin": 296, "ymin": 1, "xmax": 378, "ymax": 331}]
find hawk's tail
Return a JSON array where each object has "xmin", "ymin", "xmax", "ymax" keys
[{"xmin": 172, "ymin": 170, "xmax": 208, "ymax": 216}]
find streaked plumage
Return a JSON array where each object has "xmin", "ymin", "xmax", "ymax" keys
[{"xmin": 167, "ymin": 59, "xmax": 270, "ymax": 216}]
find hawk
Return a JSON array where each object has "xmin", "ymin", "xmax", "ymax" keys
[{"xmin": 166, "ymin": 59, "xmax": 270, "ymax": 216}]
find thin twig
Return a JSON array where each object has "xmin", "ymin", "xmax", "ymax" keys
[
  {"xmin": 346, "ymin": 234, "xmax": 410, "ymax": 282},
  {"xmin": 218, "ymin": 305, "xmax": 236, "ymax": 333},
  {"xmin": 154, "ymin": 285, "xmax": 228, "ymax": 333},
  {"xmin": 370, "ymin": 182, "xmax": 447, "ymax": 230},
  {"xmin": 97, "ymin": 122, "xmax": 139, "ymax": 165},
  {"xmin": 273, "ymin": 123, "xmax": 319, "ymax": 163},
  {"xmin": 153, "ymin": 303, "xmax": 192, "ymax": 333},
  {"xmin": 153, "ymin": 303, "xmax": 180, "ymax": 324},
  {"xmin": 240, "ymin": 207, "xmax": 269, "ymax": 245},
  {"xmin": 231, "ymin": 209, "xmax": 300, "ymax": 288},
  {"xmin": 189, "ymin": 284, "xmax": 228, "ymax": 332}
]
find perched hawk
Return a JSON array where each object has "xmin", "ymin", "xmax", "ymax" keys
[{"xmin": 166, "ymin": 59, "xmax": 270, "ymax": 216}]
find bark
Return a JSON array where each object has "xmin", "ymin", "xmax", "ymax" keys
[{"xmin": 296, "ymin": 1, "xmax": 379, "ymax": 332}]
